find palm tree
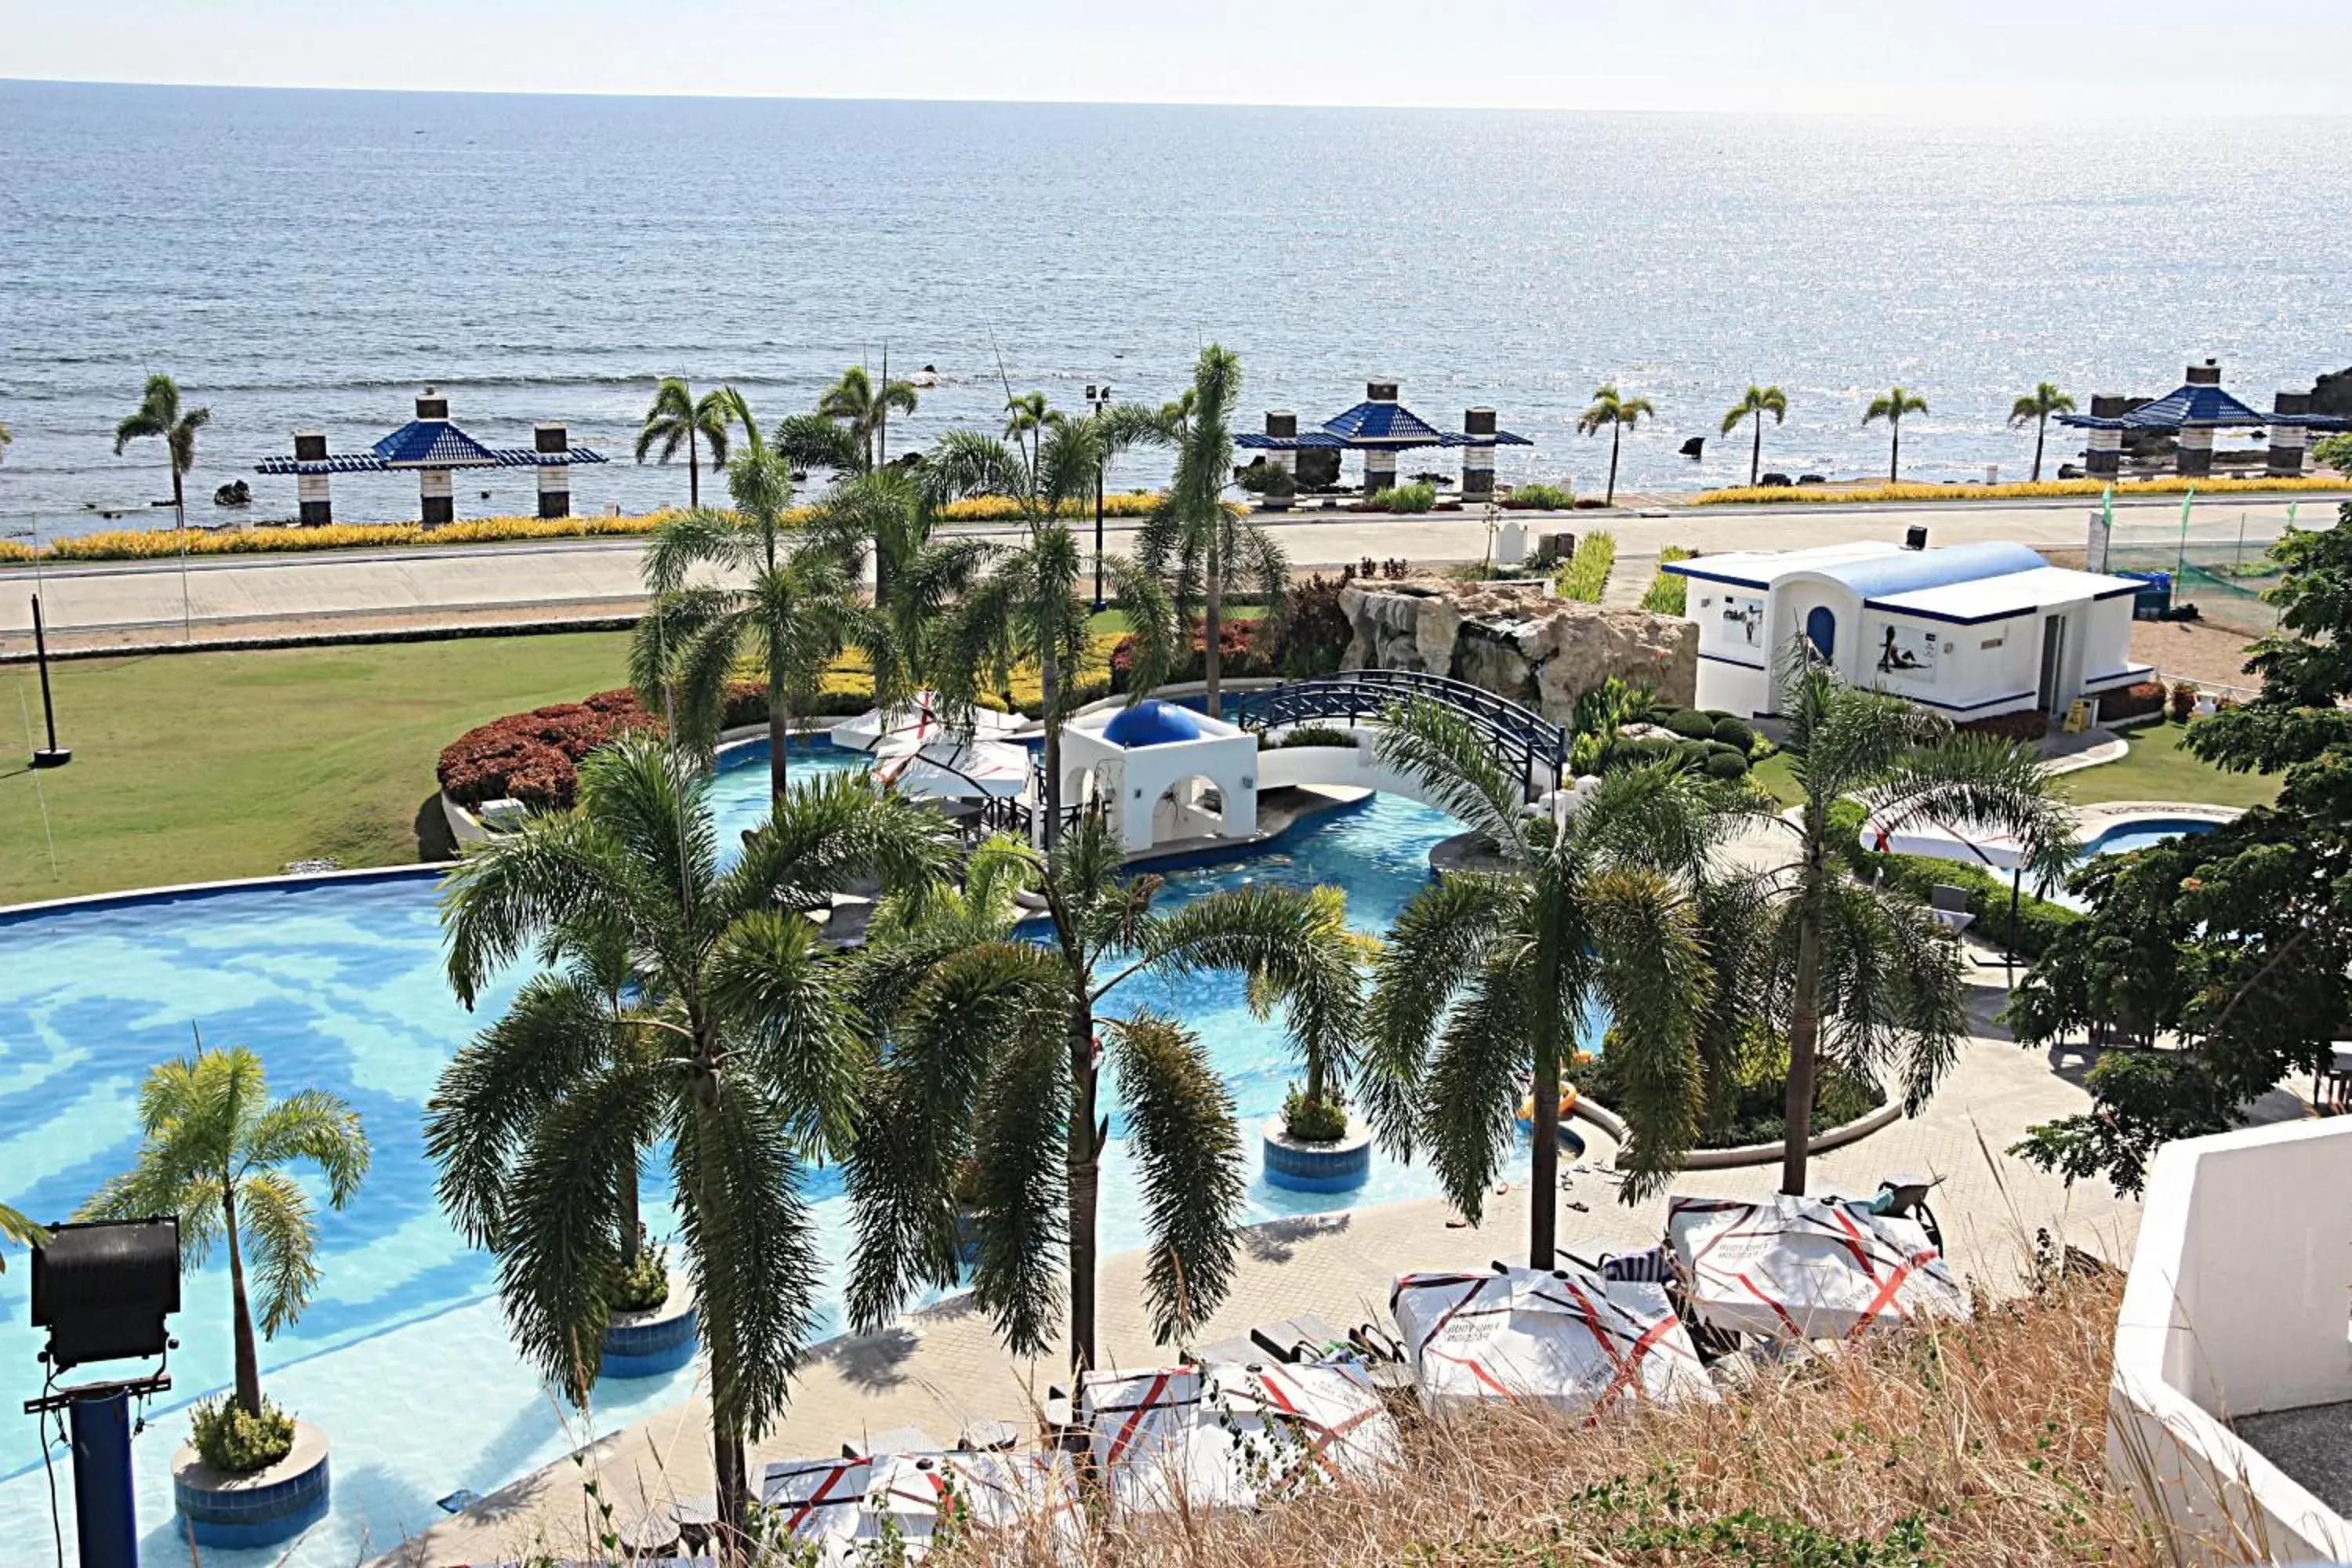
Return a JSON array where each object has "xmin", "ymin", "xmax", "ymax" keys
[
  {"xmin": 0, "ymin": 1203, "xmax": 48, "ymax": 1269},
  {"xmin": 1363, "ymin": 701, "xmax": 1724, "ymax": 1265},
  {"xmin": 114, "ymin": 373, "xmax": 210, "ymax": 528},
  {"xmin": 78, "ymin": 1042, "xmax": 369, "ymax": 1417},
  {"xmin": 2009, "ymin": 382, "xmax": 2075, "ymax": 482},
  {"xmin": 924, "ymin": 421, "xmax": 1179, "ymax": 848},
  {"xmin": 1131, "ymin": 345, "xmax": 1289, "ymax": 720},
  {"xmin": 0, "ymin": 419, "xmax": 13, "ymax": 465},
  {"xmin": 844, "ymin": 811, "xmax": 1361, "ymax": 1373},
  {"xmin": 635, "ymin": 378, "xmax": 741, "ymax": 510},
  {"xmin": 809, "ymin": 469, "xmax": 992, "ymax": 697},
  {"xmin": 1863, "ymin": 386, "xmax": 1929, "ymax": 483},
  {"xmin": 440, "ymin": 735, "xmax": 953, "ymax": 1544},
  {"xmin": 633, "ymin": 427, "xmax": 895, "ymax": 801},
  {"xmin": 1721, "ymin": 385, "xmax": 1789, "ymax": 488},
  {"xmin": 818, "ymin": 364, "xmax": 921, "ymax": 472},
  {"xmin": 1003, "ymin": 390, "xmax": 1053, "ymax": 468},
  {"xmin": 1575, "ymin": 384, "xmax": 1654, "ymax": 506},
  {"xmin": 1739, "ymin": 661, "xmax": 2073, "ymax": 1195}
]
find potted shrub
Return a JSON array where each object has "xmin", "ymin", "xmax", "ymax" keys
[
  {"xmin": 78, "ymin": 1044, "xmax": 366, "ymax": 1550},
  {"xmin": 1240, "ymin": 461, "xmax": 1298, "ymax": 513},
  {"xmin": 600, "ymin": 1228, "xmax": 698, "ymax": 1378}
]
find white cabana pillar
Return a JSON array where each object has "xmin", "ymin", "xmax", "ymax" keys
[
  {"xmin": 534, "ymin": 422, "xmax": 571, "ymax": 517},
  {"xmin": 1461, "ymin": 406, "xmax": 1497, "ymax": 499},
  {"xmin": 415, "ymin": 389, "xmax": 456, "ymax": 523},
  {"xmin": 292, "ymin": 430, "xmax": 332, "ymax": 524},
  {"xmin": 2270, "ymin": 393, "xmax": 2310, "ymax": 477},
  {"xmin": 1361, "ymin": 379, "xmax": 1399, "ymax": 496}
]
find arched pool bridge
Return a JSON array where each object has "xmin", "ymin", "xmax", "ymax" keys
[{"xmin": 1229, "ymin": 670, "xmax": 1568, "ymax": 803}]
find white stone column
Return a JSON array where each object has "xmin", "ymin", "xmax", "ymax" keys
[
  {"xmin": 2176, "ymin": 426, "xmax": 2214, "ymax": 478},
  {"xmin": 1461, "ymin": 406, "xmax": 1497, "ymax": 499},
  {"xmin": 420, "ymin": 466, "xmax": 454, "ymax": 524},
  {"xmin": 1363, "ymin": 449, "xmax": 1397, "ymax": 497},
  {"xmin": 2270, "ymin": 394, "xmax": 2310, "ymax": 477}
]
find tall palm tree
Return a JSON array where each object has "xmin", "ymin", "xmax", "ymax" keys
[
  {"xmin": 114, "ymin": 373, "xmax": 210, "ymax": 529},
  {"xmin": 2009, "ymin": 382, "xmax": 2075, "ymax": 482},
  {"xmin": 1131, "ymin": 345, "xmax": 1289, "ymax": 720},
  {"xmin": 1740, "ymin": 661, "xmax": 2073, "ymax": 1194},
  {"xmin": 1721, "ymin": 385, "xmax": 1789, "ymax": 488},
  {"xmin": 78, "ymin": 1043, "xmax": 369, "ymax": 1417},
  {"xmin": 1575, "ymin": 384, "xmax": 1653, "ymax": 506},
  {"xmin": 818, "ymin": 364, "xmax": 921, "ymax": 472},
  {"xmin": 1863, "ymin": 386, "xmax": 1930, "ymax": 483},
  {"xmin": 924, "ymin": 421, "xmax": 1178, "ymax": 848},
  {"xmin": 441, "ymin": 736, "xmax": 954, "ymax": 1544},
  {"xmin": 844, "ymin": 810, "xmax": 1360, "ymax": 1373},
  {"xmin": 1, "ymin": 1203, "xmax": 49, "ymax": 1269},
  {"xmin": 633, "ymin": 428, "xmax": 895, "ymax": 801},
  {"xmin": 635, "ymin": 378, "xmax": 741, "ymax": 510},
  {"xmin": 1363, "ymin": 701, "xmax": 1723, "ymax": 1264},
  {"xmin": 1003, "ymin": 390, "xmax": 1053, "ymax": 469},
  {"xmin": 809, "ymin": 469, "xmax": 992, "ymax": 697}
]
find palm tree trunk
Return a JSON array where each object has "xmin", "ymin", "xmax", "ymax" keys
[
  {"xmin": 1780, "ymin": 881, "xmax": 1826, "ymax": 1198},
  {"xmin": 1751, "ymin": 420, "xmax": 1764, "ymax": 488},
  {"xmin": 1065, "ymin": 993, "xmax": 1101, "ymax": 1374},
  {"xmin": 221, "ymin": 1177, "xmax": 264, "ymax": 1415},
  {"xmin": 1527, "ymin": 973, "xmax": 1566, "ymax": 1269},
  {"xmin": 768, "ymin": 659, "xmax": 790, "ymax": 803},
  {"xmin": 1606, "ymin": 425, "xmax": 1622, "ymax": 506},
  {"xmin": 617, "ymin": 1151, "xmax": 641, "ymax": 1272},
  {"xmin": 712, "ymin": 1428, "xmax": 750, "ymax": 1562},
  {"xmin": 2032, "ymin": 416, "xmax": 2047, "ymax": 483},
  {"xmin": 1203, "ymin": 537, "xmax": 1225, "ymax": 722},
  {"xmin": 172, "ymin": 463, "xmax": 187, "ymax": 531},
  {"xmin": 1889, "ymin": 423, "xmax": 1901, "ymax": 485},
  {"xmin": 688, "ymin": 427, "xmax": 701, "ymax": 511},
  {"xmin": 1040, "ymin": 644, "xmax": 1063, "ymax": 851}
]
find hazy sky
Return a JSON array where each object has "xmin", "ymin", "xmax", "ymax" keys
[{"xmin": 8, "ymin": 1, "xmax": 2350, "ymax": 116}]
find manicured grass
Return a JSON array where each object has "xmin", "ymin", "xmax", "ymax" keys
[
  {"xmin": 2060, "ymin": 718, "xmax": 2278, "ymax": 809},
  {"xmin": 0, "ymin": 632, "xmax": 635, "ymax": 906},
  {"xmin": 1749, "ymin": 750, "xmax": 1802, "ymax": 805}
]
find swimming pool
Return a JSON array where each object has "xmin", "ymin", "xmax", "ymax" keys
[
  {"xmin": 0, "ymin": 742, "xmax": 1592, "ymax": 1567},
  {"xmin": 2079, "ymin": 816, "xmax": 2223, "ymax": 859}
]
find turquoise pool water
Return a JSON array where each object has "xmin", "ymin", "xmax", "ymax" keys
[{"xmin": 0, "ymin": 744, "xmax": 1590, "ymax": 1566}]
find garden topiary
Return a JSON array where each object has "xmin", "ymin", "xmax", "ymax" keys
[
  {"xmin": 1667, "ymin": 709, "xmax": 1715, "ymax": 740},
  {"xmin": 1711, "ymin": 716, "xmax": 1756, "ymax": 752},
  {"xmin": 611, "ymin": 1236, "xmax": 671, "ymax": 1314},
  {"xmin": 1281, "ymin": 1085, "xmax": 1349, "ymax": 1143},
  {"xmin": 1704, "ymin": 749, "xmax": 1751, "ymax": 780}
]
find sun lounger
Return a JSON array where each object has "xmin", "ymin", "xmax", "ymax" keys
[
  {"xmin": 1666, "ymin": 1192, "xmax": 1969, "ymax": 1342},
  {"xmin": 1079, "ymin": 1359, "xmax": 1402, "ymax": 1515},
  {"xmin": 1390, "ymin": 1261, "xmax": 1716, "ymax": 1416},
  {"xmin": 1250, "ymin": 1312, "xmax": 1350, "ymax": 1363}
]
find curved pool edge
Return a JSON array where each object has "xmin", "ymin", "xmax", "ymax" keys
[{"xmin": 0, "ymin": 861, "xmax": 456, "ymax": 925}]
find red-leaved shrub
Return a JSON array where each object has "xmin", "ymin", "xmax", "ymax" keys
[
  {"xmin": 1956, "ymin": 710, "xmax": 2049, "ymax": 742},
  {"xmin": 437, "ymin": 688, "xmax": 660, "ymax": 811}
]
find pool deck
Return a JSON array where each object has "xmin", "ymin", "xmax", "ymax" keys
[{"xmin": 369, "ymin": 978, "xmax": 2228, "ymax": 1568}]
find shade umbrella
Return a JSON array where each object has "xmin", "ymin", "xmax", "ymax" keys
[
  {"xmin": 833, "ymin": 691, "xmax": 1026, "ymax": 753},
  {"xmin": 873, "ymin": 736, "xmax": 1033, "ymax": 800},
  {"xmin": 1388, "ymin": 1263, "xmax": 1715, "ymax": 1416},
  {"xmin": 1859, "ymin": 808, "xmax": 2074, "ymax": 967},
  {"xmin": 1079, "ymin": 1359, "xmax": 1401, "ymax": 1515},
  {"xmin": 1666, "ymin": 1192, "xmax": 1969, "ymax": 1342}
]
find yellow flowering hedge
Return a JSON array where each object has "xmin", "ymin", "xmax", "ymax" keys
[
  {"xmin": 27, "ymin": 492, "xmax": 1171, "ymax": 563},
  {"xmin": 1695, "ymin": 475, "xmax": 2346, "ymax": 506}
]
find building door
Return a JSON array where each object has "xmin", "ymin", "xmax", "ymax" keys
[
  {"xmin": 1805, "ymin": 606, "xmax": 1836, "ymax": 661},
  {"xmin": 2037, "ymin": 613, "xmax": 2067, "ymax": 711}
]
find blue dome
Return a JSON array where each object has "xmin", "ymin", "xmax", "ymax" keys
[{"xmin": 1102, "ymin": 700, "xmax": 1204, "ymax": 747}]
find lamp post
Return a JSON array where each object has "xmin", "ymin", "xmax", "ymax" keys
[{"xmin": 1085, "ymin": 382, "xmax": 1112, "ymax": 612}]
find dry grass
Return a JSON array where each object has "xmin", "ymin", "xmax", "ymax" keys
[{"xmin": 935, "ymin": 1274, "xmax": 2175, "ymax": 1568}]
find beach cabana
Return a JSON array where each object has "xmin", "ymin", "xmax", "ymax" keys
[
  {"xmin": 2058, "ymin": 359, "xmax": 2350, "ymax": 479},
  {"xmin": 1079, "ymin": 1359, "xmax": 1402, "ymax": 1515},
  {"xmin": 1389, "ymin": 1263, "xmax": 1716, "ymax": 1416},
  {"xmin": 758, "ymin": 1456, "xmax": 869, "ymax": 1564},
  {"xmin": 1237, "ymin": 380, "xmax": 1531, "ymax": 499},
  {"xmin": 256, "ymin": 388, "xmax": 605, "ymax": 523},
  {"xmin": 1666, "ymin": 1193, "xmax": 1969, "ymax": 1342}
]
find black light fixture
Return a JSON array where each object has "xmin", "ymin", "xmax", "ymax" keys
[{"xmin": 30, "ymin": 593, "xmax": 71, "ymax": 768}]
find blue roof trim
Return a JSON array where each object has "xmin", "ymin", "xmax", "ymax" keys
[
  {"xmin": 2056, "ymin": 382, "xmax": 2352, "ymax": 431},
  {"xmin": 1321, "ymin": 399, "xmax": 1448, "ymax": 445},
  {"xmin": 1662, "ymin": 561, "xmax": 1773, "ymax": 589},
  {"xmin": 2092, "ymin": 581, "xmax": 2141, "ymax": 601},
  {"xmin": 258, "ymin": 445, "xmax": 608, "ymax": 475},
  {"xmin": 373, "ymin": 418, "xmax": 503, "ymax": 467},
  {"xmin": 2082, "ymin": 663, "xmax": 2156, "ymax": 690},
  {"xmin": 1900, "ymin": 688, "xmax": 2038, "ymax": 713},
  {"xmin": 1863, "ymin": 601, "xmax": 2035, "ymax": 629}
]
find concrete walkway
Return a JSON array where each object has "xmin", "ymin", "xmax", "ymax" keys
[
  {"xmin": 6, "ymin": 496, "xmax": 2332, "ymax": 654},
  {"xmin": 372, "ymin": 983, "xmax": 2154, "ymax": 1568}
]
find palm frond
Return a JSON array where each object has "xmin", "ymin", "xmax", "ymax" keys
[
  {"xmin": 241, "ymin": 1089, "xmax": 369, "ymax": 1207},
  {"xmin": 1359, "ymin": 872, "xmax": 1516, "ymax": 1157},
  {"xmin": 1582, "ymin": 866, "xmax": 1713, "ymax": 1200},
  {"xmin": 1109, "ymin": 1011, "xmax": 1245, "ymax": 1345},
  {"xmin": 967, "ymin": 1018, "xmax": 1072, "ymax": 1356},
  {"xmin": 1372, "ymin": 697, "xmax": 1530, "ymax": 856},
  {"xmin": 237, "ymin": 1170, "xmax": 321, "ymax": 1338},
  {"xmin": 706, "ymin": 909, "xmax": 865, "ymax": 1156},
  {"xmin": 1418, "ymin": 953, "xmax": 1535, "ymax": 1226}
]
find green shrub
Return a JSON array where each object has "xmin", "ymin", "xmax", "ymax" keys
[
  {"xmin": 1704, "ymin": 749, "xmax": 1750, "ymax": 780},
  {"xmin": 1269, "ymin": 573, "xmax": 1353, "ymax": 678},
  {"xmin": 1581, "ymin": 1023, "xmax": 1884, "ymax": 1149},
  {"xmin": 1828, "ymin": 798, "xmax": 2082, "ymax": 958},
  {"xmin": 1556, "ymin": 530, "xmax": 1617, "ymax": 603},
  {"xmin": 1368, "ymin": 482, "xmax": 1438, "ymax": 513},
  {"xmin": 1281, "ymin": 1085, "xmax": 1350, "ymax": 1143},
  {"xmin": 1637, "ymin": 546, "xmax": 1694, "ymax": 615},
  {"xmin": 1262, "ymin": 725, "xmax": 1357, "ymax": 750},
  {"xmin": 1665, "ymin": 709, "xmax": 1715, "ymax": 740},
  {"xmin": 190, "ymin": 1397, "xmax": 296, "ymax": 1475},
  {"xmin": 611, "ymin": 1240, "xmax": 671, "ymax": 1314},
  {"xmin": 1508, "ymin": 481, "xmax": 1575, "ymax": 510},
  {"xmin": 1711, "ymin": 715, "xmax": 1756, "ymax": 752}
]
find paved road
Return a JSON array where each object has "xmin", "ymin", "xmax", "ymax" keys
[{"xmin": 2, "ymin": 494, "xmax": 2338, "ymax": 651}]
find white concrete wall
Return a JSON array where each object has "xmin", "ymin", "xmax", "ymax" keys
[
  {"xmin": 2109, "ymin": 1118, "xmax": 2352, "ymax": 1563},
  {"xmin": 2079, "ymin": 595, "xmax": 2139, "ymax": 684},
  {"xmin": 1684, "ymin": 579, "xmax": 1774, "ymax": 716},
  {"xmin": 1855, "ymin": 609, "xmax": 2042, "ymax": 718},
  {"xmin": 1254, "ymin": 731, "xmax": 1555, "ymax": 807}
]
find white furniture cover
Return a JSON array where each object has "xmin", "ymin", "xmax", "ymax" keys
[
  {"xmin": 1388, "ymin": 1263, "xmax": 1715, "ymax": 1415},
  {"xmin": 873, "ymin": 736, "xmax": 1033, "ymax": 799},
  {"xmin": 1666, "ymin": 1192, "xmax": 1970, "ymax": 1341},
  {"xmin": 759, "ymin": 1456, "xmax": 869, "ymax": 1564},
  {"xmin": 764, "ymin": 1449, "xmax": 1079, "ymax": 1563},
  {"xmin": 1078, "ymin": 1359, "xmax": 1401, "ymax": 1515},
  {"xmin": 833, "ymin": 692, "xmax": 1026, "ymax": 753}
]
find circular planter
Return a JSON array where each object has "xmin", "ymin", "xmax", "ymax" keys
[
  {"xmin": 601, "ymin": 1272, "xmax": 698, "ymax": 1380},
  {"xmin": 1261, "ymin": 1116, "xmax": 1373, "ymax": 1192},
  {"xmin": 1571, "ymin": 1094, "xmax": 1900, "ymax": 1171},
  {"xmin": 172, "ymin": 1419, "xmax": 331, "ymax": 1551}
]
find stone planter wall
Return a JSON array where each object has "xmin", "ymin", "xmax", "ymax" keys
[
  {"xmin": 1261, "ymin": 1116, "xmax": 1373, "ymax": 1192},
  {"xmin": 172, "ymin": 1419, "xmax": 331, "ymax": 1550},
  {"xmin": 601, "ymin": 1272, "xmax": 699, "ymax": 1379}
]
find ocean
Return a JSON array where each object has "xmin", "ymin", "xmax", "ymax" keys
[{"xmin": 3, "ymin": 81, "xmax": 2348, "ymax": 537}]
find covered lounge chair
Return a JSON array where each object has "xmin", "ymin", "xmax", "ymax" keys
[
  {"xmin": 1665, "ymin": 1192, "xmax": 1969, "ymax": 1342},
  {"xmin": 1389, "ymin": 1261, "xmax": 1715, "ymax": 1416},
  {"xmin": 1078, "ymin": 1359, "xmax": 1402, "ymax": 1515}
]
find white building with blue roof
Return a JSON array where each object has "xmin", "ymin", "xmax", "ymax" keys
[{"xmin": 1664, "ymin": 539, "xmax": 2153, "ymax": 724}]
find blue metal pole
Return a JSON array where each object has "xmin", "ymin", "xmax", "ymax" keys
[{"xmin": 68, "ymin": 1390, "xmax": 139, "ymax": 1568}]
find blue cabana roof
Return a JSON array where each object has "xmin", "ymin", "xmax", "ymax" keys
[
  {"xmin": 2059, "ymin": 383, "xmax": 2349, "ymax": 432},
  {"xmin": 258, "ymin": 423, "xmax": 609, "ymax": 476},
  {"xmin": 1236, "ymin": 398, "xmax": 1533, "ymax": 452}
]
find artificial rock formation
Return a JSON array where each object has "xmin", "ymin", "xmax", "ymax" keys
[{"xmin": 1339, "ymin": 577, "xmax": 1697, "ymax": 722}]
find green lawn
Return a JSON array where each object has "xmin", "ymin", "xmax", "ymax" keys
[
  {"xmin": 0, "ymin": 632, "xmax": 635, "ymax": 906},
  {"xmin": 2058, "ymin": 719, "xmax": 2279, "ymax": 809}
]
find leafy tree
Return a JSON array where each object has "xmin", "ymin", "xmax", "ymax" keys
[
  {"xmin": 1130, "ymin": 345, "xmax": 1288, "ymax": 718},
  {"xmin": 78, "ymin": 1043, "xmax": 369, "ymax": 1416},
  {"xmin": 1720, "ymin": 385, "xmax": 1789, "ymax": 488},
  {"xmin": 2009, "ymin": 508, "xmax": 2352, "ymax": 1193},
  {"xmin": 843, "ymin": 811, "xmax": 1358, "ymax": 1372},
  {"xmin": 1363, "ymin": 699, "xmax": 1725, "ymax": 1263},
  {"xmin": 810, "ymin": 469, "xmax": 993, "ymax": 697},
  {"xmin": 439, "ymin": 736, "xmax": 953, "ymax": 1540},
  {"xmin": 2008, "ymin": 383, "xmax": 2075, "ymax": 482},
  {"xmin": 633, "ymin": 423, "xmax": 895, "ymax": 800},
  {"xmin": 1863, "ymin": 387, "xmax": 1929, "ymax": 483},
  {"xmin": 1576, "ymin": 384, "xmax": 1653, "ymax": 506},
  {"xmin": 924, "ymin": 421, "xmax": 1178, "ymax": 848},
  {"xmin": 818, "ymin": 364, "xmax": 921, "ymax": 472},
  {"xmin": 635, "ymin": 378, "xmax": 740, "ymax": 510},
  {"xmin": 2314, "ymin": 431, "xmax": 2352, "ymax": 476},
  {"xmin": 114, "ymin": 373, "xmax": 211, "ymax": 528},
  {"xmin": 1751, "ymin": 662, "xmax": 2071, "ymax": 1194}
]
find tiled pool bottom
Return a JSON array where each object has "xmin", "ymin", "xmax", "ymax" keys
[{"xmin": 0, "ymin": 746, "xmax": 1588, "ymax": 1567}]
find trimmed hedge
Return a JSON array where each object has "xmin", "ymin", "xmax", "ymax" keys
[
  {"xmin": 1827, "ymin": 798, "xmax": 2080, "ymax": 959},
  {"xmin": 2100, "ymin": 681, "xmax": 2166, "ymax": 724},
  {"xmin": 437, "ymin": 688, "xmax": 659, "ymax": 811},
  {"xmin": 1958, "ymin": 710, "xmax": 2049, "ymax": 742}
]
